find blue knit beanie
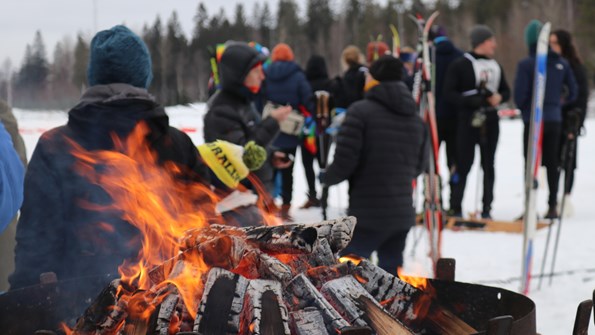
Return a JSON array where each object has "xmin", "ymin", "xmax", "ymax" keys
[{"xmin": 87, "ymin": 25, "xmax": 153, "ymax": 89}]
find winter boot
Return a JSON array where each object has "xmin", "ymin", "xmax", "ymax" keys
[
  {"xmin": 280, "ymin": 204, "xmax": 294, "ymax": 222},
  {"xmin": 446, "ymin": 208, "xmax": 463, "ymax": 218},
  {"xmin": 480, "ymin": 211, "xmax": 492, "ymax": 220},
  {"xmin": 544, "ymin": 207, "xmax": 559, "ymax": 220},
  {"xmin": 300, "ymin": 196, "xmax": 321, "ymax": 209}
]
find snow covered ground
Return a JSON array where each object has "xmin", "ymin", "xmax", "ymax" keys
[{"xmin": 13, "ymin": 103, "xmax": 595, "ymax": 334}]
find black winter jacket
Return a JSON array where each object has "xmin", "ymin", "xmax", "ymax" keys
[
  {"xmin": 434, "ymin": 38, "xmax": 463, "ymax": 119},
  {"xmin": 10, "ymin": 84, "xmax": 209, "ymax": 289},
  {"xmin": 324, "ymin": 81, "xmax": 428, "ymax": 232},
  {"xmin": 334, "ymin": 63, "xmax": 367, "ymax": 109}
]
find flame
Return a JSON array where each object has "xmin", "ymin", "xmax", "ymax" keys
[
  {"xmin": 65, "ymin": 122, "xmax": 281, "ymax": 329},
  {"xmin": 338, "ymin": 254, "xmax": 363, "ymax": 266},
  {"xmin": 397, "ymin": 267, "xmax": 436, "ymax": 320},
  {"xmin": 397, "ymin": 268, "xmax": 429, "ymax": 291}
]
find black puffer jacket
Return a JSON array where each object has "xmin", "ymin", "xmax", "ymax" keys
[
  {"xmin": 324, "ymin": 81, "xmax": 428, "ymax": 232},
  {"xmin": 10, "ymin": 84, "xmax": 209, "ymax": 289},
  {"xmin": 204, "ymin": 43, "xmax": 279, "ymax": 192}
]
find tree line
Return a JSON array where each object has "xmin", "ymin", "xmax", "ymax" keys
[{"xmin": 0, "ymin": 0, "xmax": 591, "ymax": 110}]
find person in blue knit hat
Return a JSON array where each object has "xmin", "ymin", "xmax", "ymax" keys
[
  {"xmin": 513, "ymin": 20, "xmax": 578, "ymax": 219},
  {"xmin": 9, "ymin": 25, "xmax": 211, "ymax": 290}
]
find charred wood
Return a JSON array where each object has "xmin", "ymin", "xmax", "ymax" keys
[
  {"xmin": 289, "ymin": 307, "xmax": 330, "ymax": 335},
  {"xmin": 354, "ymin": 260, "xmax": 477, "ymax": 334},
  {"xmin": 320, "ymin": 276, "xmax": 384, "ymax": 328},
  {"xmin": 240, "ymin": 280, "xmax": 290, "ymax": 335},
  {"xmin": 356, "ymin": 295, "xmax": 414, "ymax": 335},
  {"xmin": 72, "ymin": 279, "xmax": 128, "ymax": 334},
  {"xmin": 193, "ymin": 268, "xmax": 249, "ymax": 335},
  {"xmin": 284, "ymin": 274, "xmax": 351, "ymax": 333},
  {"xmin": 307, "ymin": 238, "xmax": 336, "ymax": 267},
  {"xmin": 306, "ymin": 262, "xmax": 355, "ymax": 289}
]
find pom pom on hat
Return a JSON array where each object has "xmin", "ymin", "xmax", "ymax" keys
[
  {"xmin": 87, "ymin": 25, "xmax": 153, "ymax": 89},
  {"xmin": 197, "ymin": 140, "xmax": 266, "ymax": 189}
]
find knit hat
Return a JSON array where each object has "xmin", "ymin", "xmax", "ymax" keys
[
  {"xmin": 197, "ymin": 140, "xmax": 266, "ymax": 189},
  {"xmin": 369, "ymin": 55, "xmax": 403, "ymax": 82},
  {"xmin": 470, "ymin": 25, "xmax": 494, "ymax": 49},
  {"xmin": 524, "ymin": 20, "xmax": 543, "ymax": 48},
  {"xmin": 429, "ymin": 25, "xmax": 447, "ymax": 41},
  {"xmin": 271, "ymin": 43, "xmax": 294, "ymax": 61},
  {"xmin": 366, "ymin": 41, "xmax": 390, "ymax": 64},
  {"xmin": 87, "ymin": 25, "xmax": 153, "ymax": 89}
]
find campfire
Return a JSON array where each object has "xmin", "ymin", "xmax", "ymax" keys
[
  {"xmin": 0, "ymin": 123, "xmax": 540, "ymax": 335},
  {"xmin": 57, "ymin": 216, "xmax": 485, "ymax": 335}
]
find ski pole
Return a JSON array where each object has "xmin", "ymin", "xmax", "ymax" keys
[
  {"xmin": 537, "ymin": 218, "xmax": 554, "ymax": 289},
  {"xmin": 548, "ymin": 134, "xmax": 576, "ymax": 285}
]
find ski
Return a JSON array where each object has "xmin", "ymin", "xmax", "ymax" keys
[
  {"xmin": 389, "ymin": 24, "xmax": 401, "ymax": 58},
  {"xmin": 521, "ymin": 22, "xmax": 551, "ymax": 295},
  {"xmin": 409, "ymin": 11, "xmax": 442, "ymax": 275}
]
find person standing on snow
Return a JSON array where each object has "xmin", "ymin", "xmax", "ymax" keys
[
  {"xmin": 549, "ymin": 29, "xmax": 589, "ymax": 213},
  {"xmin": 431, "ymin": 26, "xmax": 463, "ymax": 181},
  {"xmin": 300, "ymin": 54, "xmax": 333, "ymax": 209},
  {"xmin": 333, "ymin": 45, "xmax": 367, "ymax": 109},
  {"xmin": 514, "ymin": 20, "xmax": 577, "ymax": 219},
  {"xmin": 203, "ymin": 42, "xmax": 291, "ymax": 216},
  {"xmin": 264, "ymin": 43, "xmax": 314, "ymax": 221},
  {"xmin": 10, "ymin": 25, "xmax": 211, "ymax": 290},
  {"xmin": 322, "ymin": 56, "xmax": 428, "ymax": 273},
  {"xmin": 443, "ymin": 25, "xmax": 510, "ymax": 219}
]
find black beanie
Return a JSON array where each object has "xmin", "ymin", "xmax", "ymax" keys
[
  {"xmin": 470, "ymin": 25, "xmax": 494, "ymax": 49},
  {"xmin": 369, "ymin": 55, "xmax": 403, "ymax": 82}
]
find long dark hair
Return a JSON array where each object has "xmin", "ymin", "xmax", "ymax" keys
[{"xmin": 552, "ymin": 29, "xmax": 582, "ymax": 67}]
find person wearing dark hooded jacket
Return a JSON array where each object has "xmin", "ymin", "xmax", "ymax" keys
[
  {"xmin": 300, "ymin": 55, "xmax": 332, "ymax": 209},
  {"xmin": 10, "ymin": 25, "xmax": 211, "ymax": 290},
  {"xmin": 204, "ymin": 42, "xmax": 291, "ymax": 220},
  {"xmin": 322, "ymin": 56, "xmax": 428, "ymax": 273},
  {"xmin": 263, "ymin": 44, "xmax": 313, "ymax": 220},
  {"xmin": 334, "ymin": 45, "xmax": 367, "ymax": 109},
  {"xmin": 431, "ymin": 26, "xmax": 464, "ymax": 173},
  {"xmin": 514, "ymin": 20, "xmax": 577, "ymax": 218}
]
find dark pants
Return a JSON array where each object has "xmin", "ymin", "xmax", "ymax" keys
[
  {"xmin": 523, "ymin": 122, "xmax": 561, "ymax": 207},
  {"xmin": 560, "ymin": 134, "xmax": 578, "ymax": 194},
  {"xmin": 276, "ymin": 147, "xmax": 298, "ymax": 205},
  {"xmin": 300, "ymin": 135, "xmax": 331, "ymax": 199},
  {"xmin": 437, "ymin": 117, "xmax": 457, "ymax": 171},
  {"xmin": 340, "ymin": 227, "xmax": 410, "ymax": 274},
  {"xmin": 450, "ymin": 118, "xmax": 499, "ymax": 213}
]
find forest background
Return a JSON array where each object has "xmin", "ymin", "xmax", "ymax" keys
[{"xmin": 1, "ymin": 0, "xmax": 592, "ymax": 109}]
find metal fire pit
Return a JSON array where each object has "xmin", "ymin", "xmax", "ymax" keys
[{"xmin": 0, "ymin": 271, "xmax": 536, "ymax": 335}]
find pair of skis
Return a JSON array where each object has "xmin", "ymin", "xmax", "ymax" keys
[
  {"xmin": 409, "ymin": 12, "xmax": 443, "ymax": 275},
  {"xmin": 521, "ymin": 22, "xmax": 551, "ymax": 295}
]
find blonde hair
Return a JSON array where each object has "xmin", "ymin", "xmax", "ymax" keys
[{"xmin": 341, "ymin": 45, "xmax": 363, "ymax": 70}]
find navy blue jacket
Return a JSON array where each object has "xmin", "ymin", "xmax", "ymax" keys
[
  {"xmin": 265, "ymin": 61, "xmax": 313, "ymax": 148},
  {"xmin": 323, "ymin": 81, "xmax": 428, "ymax": 232},
  {"xmin": 10, "ymin": 84, "xmax": 210, "ymax": 289},
  {"xmin": 434, "ymin": 38, "xmax": 463, "ymax": 119},
  {"xmin": 514, "ymin": 49, "xmax": 578, "ymax": 123},
  {"xmin": 0, "ymin": 121, "xmax": 24, "ymax": 233}
]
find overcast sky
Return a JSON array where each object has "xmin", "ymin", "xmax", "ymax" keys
[{"xmin": 0, "ymin": 0, "xmax": 289, "ymax": 71}]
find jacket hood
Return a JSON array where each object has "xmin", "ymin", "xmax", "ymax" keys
[
  {"xmin": 366, "ymin": 81, "xmax": 416, "ymax": 116},
  {"xmin": 219, "ymin": 42, "xmax": 267, "ymax": 94},
  {"xmin": 68, "ymin": 83, "xmax": 167, "ymax": 145},
  {"xmin": 435, "ymin": 39, "xmax": 458, "ymax": 55},
  {"xmin": 305, "ymin": 55, "xmax": 329, "ymax": 81},
  {"xmin": 265, "ymin": 61, "xmax": 301, "ymax": 82}
]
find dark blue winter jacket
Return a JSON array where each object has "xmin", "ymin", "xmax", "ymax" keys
[
  {"xmin": 265, "ymin": 61, "xmax": 313, "ymax": 148},
  {"xmin": 434, "ymin": 38, "xmax": 463, "ymax": 119},
  {"xmin": 514, "ymin": 49, "xmax": 578, "ymax": 123},
  {"xmin": 0, "ymin": 121, "xmax": 24, "ymax": 233},
  {"xmin": 10, "ymin": 84, "xmax": 210, "ymax": 290}
]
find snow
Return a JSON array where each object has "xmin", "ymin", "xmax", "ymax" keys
[{"xmin": 13, "ymin": 103, "xmax": 595, "ymax": 334}]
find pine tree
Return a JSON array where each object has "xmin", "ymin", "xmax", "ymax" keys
[
  {"xmin": 232, "ymin": 3, "xmax": 250, "ymax": 41},
  {"xmin": 72, "ymin": 34, "xmax": 89, "ymax": 91},
  {"xmin": 144, "ymin": 16, "xmax": 164, "ymax": 101},
  {"xmin": 164, "ymin": 11, "xmax": 189, "ymax": 105}
]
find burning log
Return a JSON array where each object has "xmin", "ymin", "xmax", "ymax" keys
[
  {"xmin": 284, "ymin": 274, "xmax": 356, "ymax": 334},
  {"xmin": 354, "ymin": 260, "xmax": 477, "ymax": 334},
  {"xmin": 356, "ymin": 295, "xmax": 415, "ymax": 335},
  {"xmin": 306, "ymin": 262, "xmax": 355, "ymax": 289},
  {"xmin": 72, "ymin": 279, "xmax": 129, "ymax": 334},
  {"xmin": 240, "ymin": 279, "xmax": 291, "ymax": 335},
  {"xmin": 193, "ymin": 268, "xmax": 249, "ymax": 335},
  {"xmin": 307, "ymin": 238, "xmax": 336, "ymax": 267},
  {"xmin": 305, "ymin": 216, "xmax": 356, "ymax": 253},
  {"xmin": 320, "ymin": 275, "xmax": 410, "ymax": 332},
  {"xmin": 289, "ymin": 308, "xmax": 329, "ymax": 335},
  {"xmin": 155, "ymin": 293, "xmax": 179, "ymax": 335}
]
